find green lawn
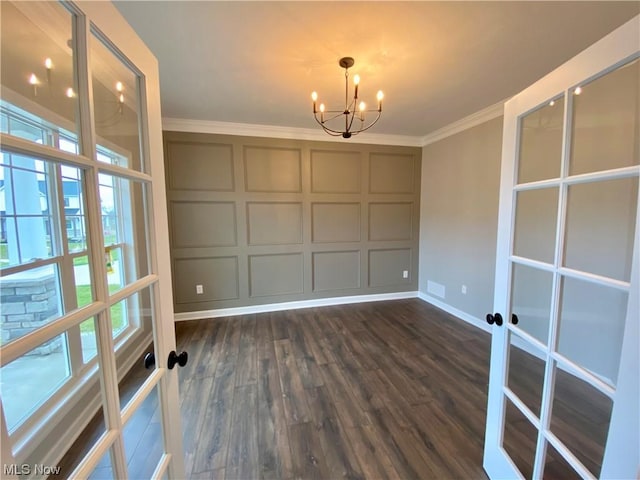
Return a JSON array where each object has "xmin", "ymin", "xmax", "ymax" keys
[{"xmin": 76, "ymin": 284, "xmax": 125, "ymax": 334}]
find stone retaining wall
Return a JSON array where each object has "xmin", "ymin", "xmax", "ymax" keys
[{"xmin": 1, "ymin": 272, "xmax": 62, "ymax": 354}]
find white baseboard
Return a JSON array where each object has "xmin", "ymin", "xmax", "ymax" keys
[
  {"xmin": 417, "ymin": 292, "xmax": 492, "ymax": 334},
  {"xmin": 174, "ymin": 291, "xmax": 420, "ymax": 321}
]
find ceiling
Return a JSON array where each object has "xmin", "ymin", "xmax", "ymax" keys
[{"xmin": 114, "ymin": 1, "xmax": 639, "ymax": 141}]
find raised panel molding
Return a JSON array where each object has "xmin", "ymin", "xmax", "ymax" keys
[
  {"xmin": 174, "ymin": 256, "xmax": 239, "ymax": 303},
  {"xmin": 243, "ymin": 146, "xmax": 302, "ymax": 192},
  {"xmin": 246, "ymin": 202, "xmax": 303, "ymax": 245},
  {"xmin": 249, "ymin": 253, "xmax": 304, "ymax": 297},
  {"xmin": 170, "ymin": 201, "xmax": 237, "ymax": 248},
  {"xmin": 369, "ymin": 202, "xmax": 413, "ymax": 241},
  {"xmin": 368, "ymin": 248, "xmax": 412, "ymax": 287},
  {"xmin": 369, "ymin": 153, "xmax": 415, "ymax": 193},
  {"xmin": 311, "ymin": 202, "xmax": 361, "ymax": 243},
  {"xmin": 312, "ymin": 250, "xmax": 361, "ymax": 292},
  {"xmin": 311, "ymin": 150, "xmax": 361, "ymax": 193},
  {"xmin": 166, "ymin": 141, "xmax": 234, "ymax": 191}
]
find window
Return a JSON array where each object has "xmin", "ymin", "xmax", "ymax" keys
[{"xmin": 0, "ymin": 103, "xmax": 140, "ymax": 432}]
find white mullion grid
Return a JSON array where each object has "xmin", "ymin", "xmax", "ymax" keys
[
  {"xmin": 152, "ymin": 453, "xmax": 172, "ymax": 480},
  {"xmin": 507, "ymin": 323, "xmax": 548, "ymax": 357},
  {"xmin": 550, "ymin": 350, "xmax": 616, "ymax": 398},
  {"xmin": 543, "ymin": 430, "xmax": 595, "ymax": 480},
  {"xmin": 121, "ymin": 367, "xmax": 163, "ymax": 425},
  {"xmin": 513, "ymin": 177, "xmax": 561, "ymax": 191},
  {"xmin": 509, "ymin": 255, "xmax": 555, "ymax": 273},
  {"xmin": 504, "ymin": 386, "xmax": 541, "ymax": 430},
  {"xmin": 107, "ymin": 273, "xmax": 157, "ymax": 308},
  {"xmin": 564, "ymin": 164, "xmax": 639, "ymax": 185},
  {"xmin": 0, "ymin": 255, "xmax": 61, "ymax": 277},
  {"xmin": 558, "ymin": 266, "xmax": 630, "ymax": 291},
  {"xmin": 531, "ymin": 87, "xmax": 573, "ymax": 480},
  {"xmin": 75, "ymin": 10, "xmax": 128, "ymax": 479},
  {"xmin": 54, "ymin": 163, "xmax": 86, "ymax": 376},
  {"xmin": 67, "ymin": 429, "xmax": 119, "ymax": 479},
  {"xmin": 0, "ymin": 301, "xmax": 106, "ymax": 367},
  {"xmin": 0, "ymin": 134, "xmax": 94, "ymax": 172}
]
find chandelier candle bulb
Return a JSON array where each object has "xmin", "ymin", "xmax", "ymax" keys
[{"xmin": 310, "ymin": 57, "xmax": 383, "ymax": 138}]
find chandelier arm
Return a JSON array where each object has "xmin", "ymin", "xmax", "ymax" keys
[
  {"xmin": 313, "ymin": 114, "xmax": 348, "ymax": 135},
  {"xmin": 350, "ymin": 111, "xmax": 382, "ymax": 135}
]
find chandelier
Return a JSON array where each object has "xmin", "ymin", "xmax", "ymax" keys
[{"xmin": 311, "ymin": 57, "xmax": 384, "ymax": 138}]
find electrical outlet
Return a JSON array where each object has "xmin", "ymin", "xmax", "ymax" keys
[
  {"xmin": 402, "ymin": 270, "xmax": 409, "ymax": 279},
  {"xmin": 461, "ymin": 285, "xmax": 467, "ymax": 295},
  {"xmin": 196, "ymin": 284, "xmax": 204, "ymax": 295}
]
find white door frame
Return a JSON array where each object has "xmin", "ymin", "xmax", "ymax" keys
[
  {"xmin": 484, "ymin": 15, "xmax": 639, "ymax": 480},
  {"xmin": 0, "ymin": 1, "xmax": 185, "ymax": 478}
]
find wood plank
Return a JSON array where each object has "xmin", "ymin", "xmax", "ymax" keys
[
  {"xmin": 191, "ymin": 320, "xmax": 241, "ymax": 474},
  {"xmin": 288, "ymin": 422, "xmax": 331, "ymax": 480},
  {"xmin": 257, "ymin": 342, "xmax": 294, "ymax": 480},
  {"xmin": 235, "ymin": 315, "xmax": 258, "ymax": 386},
  {"xmin": 305, "ymin": 386, "xmax": 365, "ymax": 480},
  {"xmin": 273, "ymin": 339, "xmax": 311, "ymax": 424},
  {"xmin": 226, "ymin": 385, "xmax": 259, "ymax": 480},
  {"xmin": 318, "ymin": 363, "xmax": 370, "ymax": 427},
  {"xmin": 180, "ymin": 376, "xmax": 215, "ymax": 478}
]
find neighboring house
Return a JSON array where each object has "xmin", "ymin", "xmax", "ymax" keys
[{"xmin": 0, "ymin": 179, "xmax": 89, "ymax": 243}]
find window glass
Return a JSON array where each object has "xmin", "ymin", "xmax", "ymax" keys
[
  {"xmin": 99, "ymin": 175, "xmax": 150, "ymax": 295},
  {"xmin": 1, "ymin": 331, "xmax": 70, "ymax": 432},
  {"xmin": 91, "ymin": 31, "xmax": 144, "ymax": 171},
  {"xmin": 0, "ymin": 1, "xmax": 79, "ymax": 151}
]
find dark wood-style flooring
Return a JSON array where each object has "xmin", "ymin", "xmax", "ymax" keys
[
  {"xmin": 176, "ymin": 299, "xmax": 492, "ymax": 480},
  {"xmin": 57, "ymin": 299, "xmax": 610, "ymax": 479}
]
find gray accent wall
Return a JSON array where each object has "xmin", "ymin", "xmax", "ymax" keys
[
  {"xmin": 419, "ymin": 117, "xmax": 503, "ymax": 320},
  {"xmin": 164, "ymin": 132, "xmax": 421, "ymax": 313}
]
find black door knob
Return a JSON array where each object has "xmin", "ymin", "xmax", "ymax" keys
[
  {"xmin": 168, "ymin": 350, "xmax": 189, "ymax": 370},
  {"xmin": 512, "ymin": 313, "xmax": 519, "ymax": 325},
  {"xmin": 486, "ymin": 313, "xmax": 495, "ymax": 325},
  {"xmin": 494, "ymin": 313, "xmax": 503, "ymax": 326},
  {"xmin": 144, "ymin": 352, "xmax": 155, "ymax": 369}
]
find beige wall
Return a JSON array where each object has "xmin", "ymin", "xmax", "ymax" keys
[
  {"xmin": 419, "ymin": 117, "xmax": 503, "ymax": 320},
  {"xmin": 163, "ymin": 131, "xmax": 421, "ymax": 313}
]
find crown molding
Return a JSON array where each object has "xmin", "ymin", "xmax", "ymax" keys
[
  {"xmin": 162, "ymin": 117, "xmax": 424, "ymax": 147},
  {"xmin": 420, "ymin": 99, "xmax": 507, "ymax": 147}
]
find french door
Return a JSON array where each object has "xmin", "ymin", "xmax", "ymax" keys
[
  {"xmin": 0, "ymin": 2, "xmax": 185, "ymax": 478},
  {"xmin": 484, "ymin": 16, "xmax": 639, "ymax": 480}
]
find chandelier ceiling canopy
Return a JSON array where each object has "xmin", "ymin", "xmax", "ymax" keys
[{"xmin": 311, "ymin": 57, "xmax": 383, "ymax": 139}]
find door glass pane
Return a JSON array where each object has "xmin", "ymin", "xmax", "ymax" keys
[
  {"xmin": 564, "ymin": 177, "xmax": 638, "ymax": 282},
  {"xmin": 115, "ymin": 286, "xmax": 156, "ymax": 404},
  {"xmin": 123, "ymin": 385, "xmax": 164, "ymax": 479},
  {"xmin": 0, "ymin": 1, "xmax": 79, "ymax": 151},
  {"xmin": 56, "ymin": 405, "xmax": 108, "ymax": 477},
  {"xmin": 543, "ymin": 442, "xmax": 581, "ymax": 480},
  {"xmin": 1, "ymin": 264, "xmax": 63, "ymax": 345},
  {"xmin": 550, "ymin": 365, "xmax": 613, "ymax": 478},
  {"xmin": 88, "ymin": 446, "xmax": 115, "ymax": 480},
  {"xmin": 557, "ymin": 276, "xmax": 628, "ymax": 385},
  {"xmin": 570, "ymin": 58, "xmax": 639, "ymax": 176},
  {"xmin": 1, "ymin": 331, "xmax": 70, "ymax": 432},
  {"xmin": 517, "ymin": 96, "xmax": 564, "ymax": 184},
  {"xmin": 91, "ymin": 32, "xmax": 144, "ymax": 172},
  {"xmin": 513, "ymin": 187, "xmax": 559, "ymax": 264},
  {"xmin": 502, "ymin": 398, "xmax": 537, "ymax": 480},
  {"xmin": 511, "ymin": 263, "xmax": 553, "ymax": 345},
  {"xmin": 99, "ymin": 175, "xmax": 150, "ymax": 295},
  {"xmin": 507, "ymin": 330, "xmax": 545, "ymax": 418},
  {"xmin": 0, "ymin": 153, "xmax": 57, "ymax": 267}
]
